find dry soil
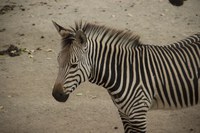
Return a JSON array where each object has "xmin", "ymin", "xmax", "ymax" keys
[{"xmin": 0, "ymin": 0, "xmax": 200, "ymax": 133}]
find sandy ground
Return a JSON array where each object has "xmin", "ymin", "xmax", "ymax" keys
[{"xmin": 0, "ymin": 0, "xmax": 200, "ymax": 133}]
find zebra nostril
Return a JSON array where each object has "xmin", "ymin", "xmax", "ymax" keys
[{"xmin": 59, "ymin": 93, "xmax": 63, "ymax": 96}]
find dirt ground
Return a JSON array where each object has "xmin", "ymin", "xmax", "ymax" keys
[{"xmin": 0, "ymin": 0, "xmax": 200, "ymax": 133}]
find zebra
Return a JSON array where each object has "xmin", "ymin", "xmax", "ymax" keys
[{"xmin": 52, "ymin": 21, "xmax": 200, "ymax": 133}]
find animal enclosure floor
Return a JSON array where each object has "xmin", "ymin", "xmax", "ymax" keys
[{"xmin": 0, "ymin": 0, "xmax": 200, "ymax": 133}]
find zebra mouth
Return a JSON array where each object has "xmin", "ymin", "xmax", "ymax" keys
[{"xmin": 52, "ymin": 90, "xmax": 69, "ymax": 102}]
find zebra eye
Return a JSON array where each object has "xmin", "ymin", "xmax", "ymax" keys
[{"xmin": 70, "ymin": 63, "xmax": 78, "ymax": 68}]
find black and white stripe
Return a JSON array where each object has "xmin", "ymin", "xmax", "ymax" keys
[{"xmin": 81, "ymin": 23, "xmax": 199, "ymax": 133}]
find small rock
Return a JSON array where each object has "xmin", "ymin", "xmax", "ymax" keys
[
  {"xmin": 30, "ymin": 50, "xmax": 35, "ymax": 53},
  {"xmin": 127, "ymin": 13, "xmax": 133, "ymax": 17},
  {"xmin": 91, "ymin": 96, "xmax": 97, "ymax": 99},
  {"xmin": 19, "ymin": 33, "xmax": 25, "ymax": 36},
  {"xmin": 130, "ymin": 3, "xmax": 135, "ymax": 7},
  {"xmin": 40, "ymin": 36, "xmax": 44, "ymax": 39},
  {"xmin": 114, "ymin": 126, "xmax": 118, "ymax": 130},
  {"xmin": 23, "ymin": 48, "xmax": 30, "ymax": 53},
  {"xmin": 111, "ymin": 15, "xmax": 116, "ymax": 18},
  {"xmin": 164, "ymin": 9, "xmax": 168, "ymax": 12},
  {"xmin": 21, "ymin": 8, "xmax": 25, "ymax": 11},
  {"xmin": 74, "ymin": 8, "xmax": 78, "ymax": 12},
  {"xmin": 46, "ymin": 49, "xmax": 53, "ymax": 52},
  {"xmin": 40, "ymin": 2, "xmax": 47, "ymax": 5},
  {"xmin": 8, "ymin": 95, "xmax": 12, "ymax": 98},
  {"xmin": 28, "ymin": 15, "xmax": 34, "ymax": 18},
  {"xmin": 29, "ymin": 55, "xmax": 33, "ymax": 58},
  {"xmin": 0, "ymin": 105, "xmax": 4, "ymax": 110},
  {"xmin": 36, "ymin": 47, "xmax": 42, "ymax": 51},
  {"xmin": 32, "ymin": 23, "xmax": 35, "ymax": 26},
  {"xmin": 0, "ymin": 28, "xmax": 6, "ymax": 32},
  {"xmin": 27, "ymin": 50, "xmax": 32, "ymax": 55},
  {"xmin": 160, "ymin": 13, "xmax": 165, "ymax": 16}
]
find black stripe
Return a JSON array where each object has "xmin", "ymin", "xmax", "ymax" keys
[
  {"xmin": 182, "ymin": 45, "xmax": 194, "ymax": 106},
  {"xmin": 167, "ymin": 46, "xmax": 183, "ymax": 107},
  {"xmin": 161, "ymin": 47, "xmax": 177, "ymax": 107},
  {"xmin": 155, "ymin": 46, "xmax": 171, "ymax": 107},
  {"xmin": 150, "ymin": 46, "xmax": 165, "ymax": 105},
  {"xmin": 105, "ymin": 32, "xmax": 122, "ymax": 88}
]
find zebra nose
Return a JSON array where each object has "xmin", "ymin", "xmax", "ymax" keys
[{"xmin": 52, "ymin": 83, "xmax": 69, "ymax": 102}]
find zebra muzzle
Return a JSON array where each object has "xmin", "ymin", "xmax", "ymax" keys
[{"xmin": 52, "ymin": 84, "xmax": 69, "ymax": 102}]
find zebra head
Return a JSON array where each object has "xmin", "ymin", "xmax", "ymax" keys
[{"xmin": 52, "ymin": 21, "xmax": 90, "ymax": 102}]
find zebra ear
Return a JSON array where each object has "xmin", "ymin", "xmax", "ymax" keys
[
  {"xmin": 52, "ymin": 21, "xmax": 69, "ymax": 38},
  {"xmin": 75, "ymin": 30, "xmax": 87, "ymax": 45}
]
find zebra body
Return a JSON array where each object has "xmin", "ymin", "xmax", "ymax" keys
[{"xmin": 52, "ymin": 21, "xmax": 200, "ymax": 133}]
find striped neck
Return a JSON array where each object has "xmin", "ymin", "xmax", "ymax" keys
[{"xmin": 82, "ymin": 23, "xmax": 142, "ymax": 90}]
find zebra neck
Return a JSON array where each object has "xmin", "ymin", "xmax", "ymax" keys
[
  {"xmin": 87, "ymin": 39, "xmax": 141, "ymax": 90},
  {"xmin": 85, "ymin": 25, "xmax": 141, "ymax": 89}
]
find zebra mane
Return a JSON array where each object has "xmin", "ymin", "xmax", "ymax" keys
[{"xmin": 67, "ymin": 21, "xmax": 141, "ymax": 47}]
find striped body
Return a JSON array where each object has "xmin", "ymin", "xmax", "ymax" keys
[
  {"xmin": 52, "ymin": 22, "xmax": 200, "ymax": 133},
  {"xmin": 85, "ymin": 24, "xmax": 200, "ymax": 110}
]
